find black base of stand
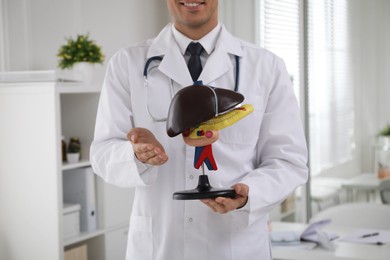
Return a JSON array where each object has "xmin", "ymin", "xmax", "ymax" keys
[{"xmin": 173, "ymin": 175, "xmax": 236, "ymax": 200}]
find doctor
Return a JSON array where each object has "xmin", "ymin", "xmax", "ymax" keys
[{"xmin": 90, "ymin": 0, "xmax": 308, "ymax": 259}]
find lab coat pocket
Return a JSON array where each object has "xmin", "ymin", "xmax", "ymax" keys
[
  {"xmin": 126, "ymin": 215, "xmax": 153, "ymax": 260},
  {"xmin": 231, "ymin": 212, "xmax": 271, "ymax": 260},
  {"xmin": 219, "ymin": 95, "xmax": 263, "ymax": 145}
]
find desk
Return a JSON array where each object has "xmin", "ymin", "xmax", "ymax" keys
[
  {"xmin": 271, "ymin": 221, "xmax": 390, "ymax": 260},
  {"xmin": 342, "ymin": 173, "xmax": 382, "ymax": 201}
]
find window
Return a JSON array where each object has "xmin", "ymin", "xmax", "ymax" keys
[
  {"xmin": 259, "ymin": 0, "xmax": 302, "ymax": 105},
  {"xmin": 258, "ymin": 0, "xmax": 304, "ymax": 222},
  {"xmin": 259, "ymin": 0, "xmax": 355, "ymax": 176},
  {"xmin": 307, "ymin": 0, "xmax": 355, "ymax": 175}
]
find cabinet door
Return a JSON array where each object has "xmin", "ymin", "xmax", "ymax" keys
[
  {"xmin": 105, "ymin": 227, "xmax": 129, "ymax": 260},
  {"xmin": 96, "ymin": 178, "xmax": 135, "ymax": 228}
]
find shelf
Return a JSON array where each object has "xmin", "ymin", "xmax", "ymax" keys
[
  {"xmin": 64, "ymin": 228, "xmax": 106, "ymax": 247},
  {"xmin": 56, "ymin": 81, "xmax": 101, "ymax": 94},
  {"xmin": 62, "ymin": 159, "xmax": 91, "ymax": 170},
  {"xmin": 0, "ymin": 81, "xmax": 101, "ymax": 95},
  {"xmin": 0, "ymin": 70, "xmax": 56, "ymax": 83},
  {"xmin": 1, "ymin": 79, "xmax": 131, "ymax": 260}
]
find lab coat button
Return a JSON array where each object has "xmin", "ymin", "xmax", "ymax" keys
[
  {"xmin": 189, "ymin": 175, "xmax": 194, "ymax": 180},
  {"xmin": 188, "ymin": 217, "xmax": 193, "ymax": 222}
]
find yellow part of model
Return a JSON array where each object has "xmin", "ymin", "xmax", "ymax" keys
[{"xmin": 189, "ymin": 104, "xmax": 254, "ymax": 139}]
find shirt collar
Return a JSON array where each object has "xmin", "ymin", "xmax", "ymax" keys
[{"xmin": 172, "ymin": 23, "xmax": 222, "ymax": 56}]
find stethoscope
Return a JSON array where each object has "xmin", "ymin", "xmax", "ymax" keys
[{"xmin": 143, "ymin": 55, "xmax": 240, "ymax": 122}]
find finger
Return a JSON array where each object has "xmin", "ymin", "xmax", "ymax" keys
[
  {"xmin": 128, "ymin": 133, "xmax": 136, "ymax": 143},
  {"xmin": 233, "ymin": 183, "xmax": 249, "ymax": 197},
  {"xmin": 233, "ymin": 184, "xmax": 249, "ymax": 208},
  {"xmin": 206, "ymin": 199, "xmax": 231, "ymax": 214},
  {"xmin": 132, "ymin": 143, "xmax": 154, "ymax": 162},
  {"xmin": 137, "ymin": 146, "xmax": 168, "ymax": 164},
  {"xmin": 128, "ymin": 127, "xmax": 153, "ymax": 143},
  {"xmin": 147, "ymin": 152, "xmax": 169, "ymax": 165},
  {"xmin": 136, "ymin": 151, "xmax": 155, "ymax": 162},
  {"xmin": 127, "ymin": 128, "xmax": 141, "ymax": 142},
  {"xmin": 133, "ymin": 143, "xmax": 153, "ymax": 154},
  {"xmin": 201, "ymin": 200, "xmax": 218, "ymax": 212},
  {"xmin": 136, "ymin": 147, "xmax": 161, "ymax": 161},
  {"xmin": 215, "ymin": 192, "xmax": 248, "ymax": 212},
  {"xmin": 214, "ymin": 197, "xmax": 238, "ymax": 213}
]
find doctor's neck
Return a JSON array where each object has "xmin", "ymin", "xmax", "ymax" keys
[{"xmin": 173, "ymin": 20, "xmax": 218, "ymax": 40}]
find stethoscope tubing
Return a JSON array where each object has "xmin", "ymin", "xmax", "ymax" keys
[
  {"xmin": 143, "ymin": 55, "xmax": 240, "ymax": 122},
  {"xmin": 143, "ymin": 56, "xmax": 163, "ymax": 77},
  {"xmin": 234, "ymin": 55, "xmax": 239, "ymax": 92},
  {"xmin": 143, "ymin": 55, "xmax": 240, "ymax": 92}
]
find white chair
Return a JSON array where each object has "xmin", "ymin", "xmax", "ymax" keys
[
  {"xmin": 296, "ymin": 177, "xmax": 343, "ymax": 213},
  {"xmin": 310, "ymin": 203, "xmax": 390, "ymax": 229},
  {"xmin": 379, "ymin": 178, "xmax": 390, "ymax": 204}
]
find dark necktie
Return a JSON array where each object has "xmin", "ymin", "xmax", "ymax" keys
[{"xmin": 187, "ymin": 42, "xmax": 204, "ymax": 82}]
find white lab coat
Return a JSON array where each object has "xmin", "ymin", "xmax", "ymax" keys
[{"xmin": 90, "ymin": 23, "xmax": 308, "ymax": 260}]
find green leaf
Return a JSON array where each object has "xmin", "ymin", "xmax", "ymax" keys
[{"xmin": 57, "ymin": 33, "xmax": 105, "ymax": 69}]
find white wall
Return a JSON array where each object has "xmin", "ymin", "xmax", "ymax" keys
[
  {"xmin": 4, "ymin": 0, "xmax": 170, "ymax": 71},
  {"xmin": 219, "ymin": 0, "xmax": 259, "ymax": 44},
  {"xmin": 3, "ymin": 0, "xmax": 258, "ymax": 72},
  {"xmin": 377, "ymin": 0, "xmax": 390, "ymax": 126},
  {"xmin": 0, "ymin": 0, "xmax": 7, "ymax": 71},
  {"xmin": 351, "ymin": 0, "xmax": 390, "ymax": 172}
]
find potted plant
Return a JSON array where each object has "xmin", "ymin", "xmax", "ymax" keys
[
  {"xmin": 378, "ymin": 124, "xmax": 390, "ymax": 137},
  {"xmin": 375, "ymin": 125, "xmax": 390, "ymax": 179},
  {"xmin": 56, "ymin": 34, "xmax": 105, "ymax": 83},
  {"xmin": 67, "ymin": 137, "xmax": 81, "ymax": 163}
]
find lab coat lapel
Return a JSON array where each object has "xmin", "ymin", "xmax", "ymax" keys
[
  {"xmin": 147, "ymin": 24, "xmax": 193, "ymax": 87},
  {"xmin": 200, "ymin": 25, "xmax": 243, "ymax": 87},
  {"xmin": 200, "ymin": 48, "xmax": 232, "ymax": 86},
  {"xmin": 146, "ymin": 24, "xmax": 243, "ymax": 88},
  {"xmin": 159, "ymin": 48, "xmax": 192, "ymax": 87}
]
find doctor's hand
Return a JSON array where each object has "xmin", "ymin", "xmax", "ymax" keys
[
  {"xmin": 201, "ymin": 183, "xmax": 249, "ymax": 214},
  {"xmin": 128, "ymin": 127, "xmax": 168, "ymax": 166}
]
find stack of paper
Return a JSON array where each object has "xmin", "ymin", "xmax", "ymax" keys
[
  {"xmin": 270, "ymin": 230, "xmax": 301, "ymax": 246},
  {"xmin": 270, "ymin": 219, "xmax": 338, "ymax": 250},
  {"xmin": 300, "ymin": 219, "xmax": 339, "ymax": 244}
]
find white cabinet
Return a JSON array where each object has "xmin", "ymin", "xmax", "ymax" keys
[
  {"xmin": 0, "ymin": 76, "xmax": 133, "ymax": 260},
  {"xmin": 104, "ymin": 226, "xmax": 129, "ymax": 260}
]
